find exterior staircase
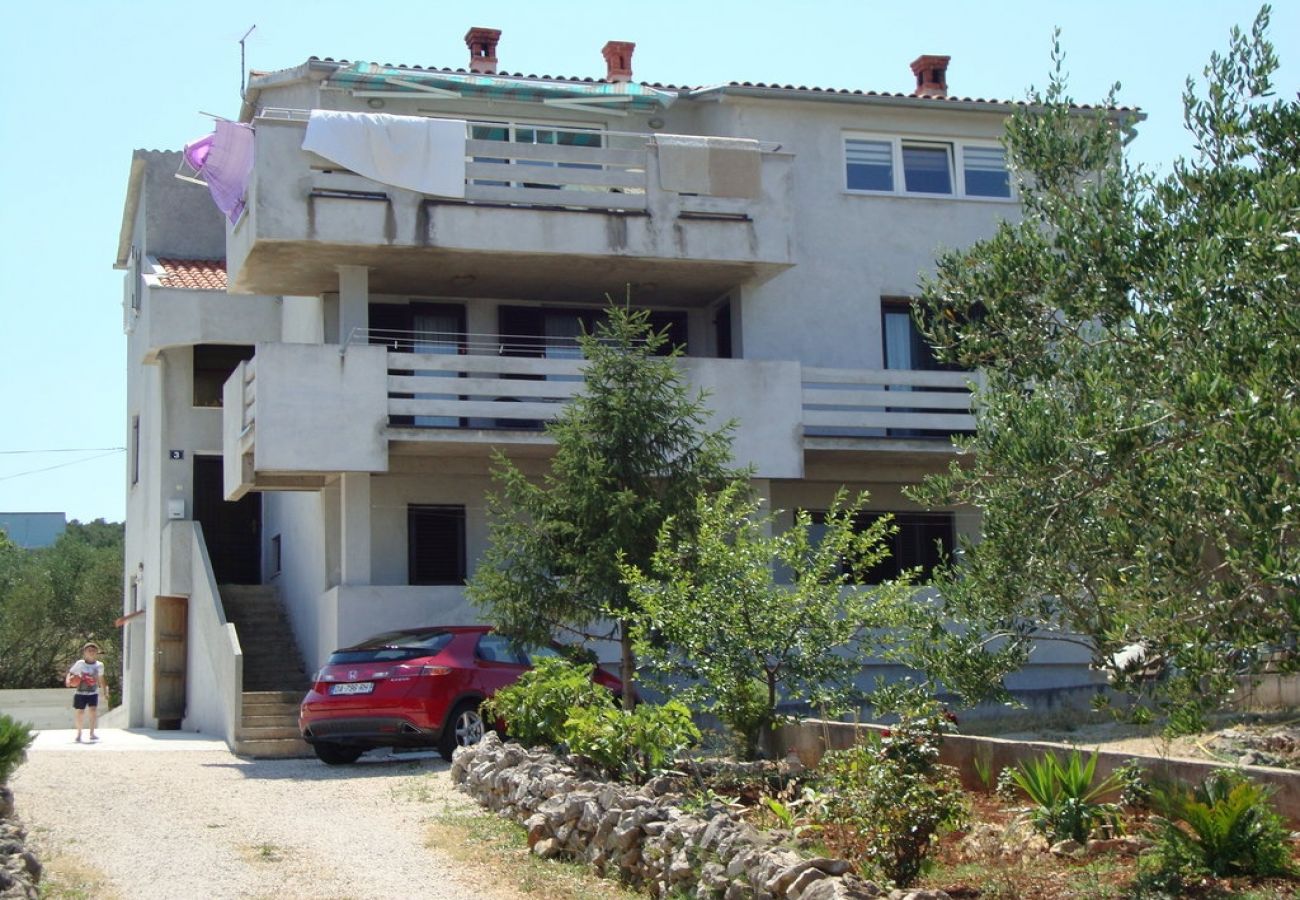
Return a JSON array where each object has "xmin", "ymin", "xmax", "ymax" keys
[{"xmin": 220, "ymin": 585, "xmax": 313, "ymax": 759}]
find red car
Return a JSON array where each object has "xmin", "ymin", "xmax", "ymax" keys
[{"xmin": 299, "ymin": 625, "xmax": 621, "ymax": 765}]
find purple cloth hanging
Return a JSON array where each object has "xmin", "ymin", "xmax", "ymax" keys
[
  {"xmin": 182, "ymin": 121, "xmax": 255, "ymax": 223},
  {"xmin": 183, "ymin": 133, "xmax": 214, "ymax": 172}
]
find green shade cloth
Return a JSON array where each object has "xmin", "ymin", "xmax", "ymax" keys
[{"xmin": 326, "ymin": 62, "xmax": 677, "ymax": 112}]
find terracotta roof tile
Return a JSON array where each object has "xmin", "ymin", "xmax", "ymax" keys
[
  {"xmin": 294, "ymin": 56, "xmax": 1137, "ymax": 112},
  {"xmin": 157, "ymin": 258, "xmax": 227, "ymax": 291}
]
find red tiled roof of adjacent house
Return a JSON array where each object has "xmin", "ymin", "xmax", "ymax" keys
[{"xmin": 157, "ymin": 258, "xmax": 227, "ymax": 290}]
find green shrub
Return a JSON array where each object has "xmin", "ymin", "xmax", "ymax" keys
[
  {"xmin": 0, "ymin": 714, "xmax": 35, "ymax": 784},
  {"xmin": 1114, "ymin": 759, "xmax": 1152, "ymax": 810},
  {"xmin": 1010, "ymin": 749, "xmax": 1124, "ymax": 844},
  {"xmin": 481, "ymin": 657, "xmax": 614, "ymax": 749},
  {"xmin": 814, "ymin": 705, "xmax": 967, "ymax": 887},
  {"xmin": 564, "ymin": 700, "xmax": 699, "ymax": 783},
  {"xmin": 1148, "ymin": 770, "xmax": 1294, "ymax": 880}
]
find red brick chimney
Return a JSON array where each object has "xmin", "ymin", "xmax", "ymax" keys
[
  {"xmin": 910, "ymin": 54, "xmax": 950, "ymax": 98},
  {"xmin": 465, "ymin": 27, "xmax": 502, "ymax": 74},
  {"xmin": 602, "ymin": 41, "xmax": 635, "ymax": 82}
]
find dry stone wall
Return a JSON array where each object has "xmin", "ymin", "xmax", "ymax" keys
[
  {"xmin": 451, "ymin": 733, "xmax": 950, "ymax": 900},
  {"xmin": 0, "ymin": 787, "xmax": 40, "ymax": 900}
]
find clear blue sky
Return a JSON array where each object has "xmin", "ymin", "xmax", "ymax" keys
[{"xmin": 1, "ymin": 0, "xmax": 1294, "ymax": 524}]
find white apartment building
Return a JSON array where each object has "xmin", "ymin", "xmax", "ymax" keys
[{"xmin": 116, "ymin": 30, "xmax": 1139, "ymax": 752}]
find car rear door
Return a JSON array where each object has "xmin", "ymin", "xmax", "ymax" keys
[{"xmin": 472, "ymin": 632, "xmax": 529, "ymax": 697}]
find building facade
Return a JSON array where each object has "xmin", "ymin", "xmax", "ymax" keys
[{"xmin": 118, "ymin": 32, "xmax": 1133, "ymax": 746}]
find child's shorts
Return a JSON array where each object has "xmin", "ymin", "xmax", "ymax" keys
[{"xmin": 73, "ymin": 693, "xmax": 99, "ymax": 710}]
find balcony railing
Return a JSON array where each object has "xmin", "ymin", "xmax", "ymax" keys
[
  {"xmin": 801, "ymin": 368, "xmax": 978, "ymax": 437},
  {"xmin": 368, "ymin": 332, "xmax": 977, "ymax": 437},
  {"xmin": 222, "ymin": 339, "xmax": 977, "ymax": 497}
]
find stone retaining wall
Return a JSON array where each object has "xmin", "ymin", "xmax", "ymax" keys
[
  {"xmin": 451, "ymin": 733, "xmax": 947, "ymax": 900},
  {"xmin": 0, "ymin": 787, "xmax": 40, "ymax": 899},
  {"xmin": 772, "ymin": 720, "xmax": 1300, "ymax": 826}
]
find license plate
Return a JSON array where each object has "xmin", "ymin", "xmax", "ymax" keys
[{"xmin": 330, "ymin": 682, "xmax": 374, "ymax": 695}]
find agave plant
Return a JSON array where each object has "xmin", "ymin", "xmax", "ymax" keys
[{"xmin": 1010, "ymin": 749, "xmax": 1125, "ymax": 843}]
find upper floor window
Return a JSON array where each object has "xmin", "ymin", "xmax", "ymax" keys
[
  {"xmin": 845, "ymin": 135, "xmax": 1011, "ymax": 199},
  {"xmin": 193, "ymin": 344, "xmax": 255, "ymax": 408}
]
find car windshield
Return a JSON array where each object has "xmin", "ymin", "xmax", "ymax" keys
[{"xmin": 328, "ymin": 631, "xmax": 454, "ymax": 664}]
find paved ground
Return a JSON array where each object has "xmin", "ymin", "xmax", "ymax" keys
[{"xmin": 12, "ymin": 729, "xmax": 511, "ymax": 900}]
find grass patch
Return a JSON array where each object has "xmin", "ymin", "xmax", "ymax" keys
[
  {"xmin": 240, "ymin": 841, "xmax": 289, "ymax": 864},
  {"xmin": 33, "ymin": 849, "xmax": 120, "ymax": 900},
  {"xmin": 427, "ymin": 801, "xmax": 638, "ymax": 900}
]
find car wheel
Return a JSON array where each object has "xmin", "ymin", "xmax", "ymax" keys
[
  {"xmin": 438, "ymin": 700, "xmax": 484, "ymax": 761},
  {"xmin": 313, "ymin": 741, "xmax": 365, "ymax": 765}
]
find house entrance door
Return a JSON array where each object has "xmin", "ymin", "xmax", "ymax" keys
[
  {"xmin": 193, "ymin": 455, "xmax": 261, "ymax": 584},
  {"xmin": 153, "ymin": 595, "xmax": 187, "ymax": 729}
]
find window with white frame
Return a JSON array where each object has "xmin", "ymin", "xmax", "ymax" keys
[{"xmin": 844, "ymin": 135, "xmax": 1011, "ymax": 199}]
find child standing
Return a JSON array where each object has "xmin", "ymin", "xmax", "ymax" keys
[{"xmin": 66, "ymin": 642, "xmax": 109, "ymax": 743}]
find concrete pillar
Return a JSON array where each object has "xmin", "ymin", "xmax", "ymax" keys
[
  {"xmin": 340, "ymin": 473, "xmax": 371, "ymax": 585},
  {"xmin": 337, "ymin": 265, "xmax": 370, "ymax": 346}
]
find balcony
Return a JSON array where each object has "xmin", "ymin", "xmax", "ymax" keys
[
  {"xmin": 131, "ymin": 286, "xmax": 279, "ymax": 365},
  {"xmin": 222, "ymin": 339, "xmax": 976, "ymax": 500},
  {"xmin": 226, "ymin": 114, "xmax": 794, "ymax": 302}
]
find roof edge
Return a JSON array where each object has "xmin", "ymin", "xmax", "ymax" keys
[
  {"xmin": 114, "ymin": 153, "xmax": 149, "ymax": 269},
  {"xmin": 689, "ymin": 83, "xmax": 1145, "ymax": 122}
]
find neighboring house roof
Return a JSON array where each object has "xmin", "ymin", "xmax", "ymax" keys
[
  {"xmin": 244, "ymin": 57, "xmax": 1139, "ymax": 116},
  {"xmin": 156, "ymin": 258, "xmax": 228, "ymax": 290}
]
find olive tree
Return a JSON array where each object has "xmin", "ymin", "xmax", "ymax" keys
[{"xmin": 911, "ymin": 8, "xmax": 1299, "ymax": 730}]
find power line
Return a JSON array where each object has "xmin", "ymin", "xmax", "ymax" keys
[
  {"xmin": 0, "ymin": 447, "xmax": 126, "ymax": 455},
  {"xmin": 0, "ymin": 449, "xmax": 125, "ymax": 483}
]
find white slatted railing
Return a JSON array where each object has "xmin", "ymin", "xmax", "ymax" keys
[
  {"xmin": 802, "ymin": 367, "xmax": 976, "ymax": 434},
  {"xmin": 385, "ymin": 348, "xmax": 976, "ymax": 437},
  {"xmin": 388, "ymin": 351, "xmax": 584, "ymax": 426}
]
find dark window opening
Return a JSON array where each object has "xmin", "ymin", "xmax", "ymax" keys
[
  {"xmin": 714, "ymin": 302, "xmax": 732, "ymax": 359},
  {"xmin": 408, "ymin": 505, "xmax": 467, "ymax": 585},
  {"xmin": 497, "ymin": 305, "xmax": 687, "ymax": 358},
  {"xmin": 882, "ymin": 298, "xmax": 967, "ymax": 438},
  {"xmin": 193, "ymin": 344, "xmax": 255, "ymax": 408},
  {"xmin": 808, "ymin": 510, "xmax": 955, "ymax": 584},
  {"xmin": 370, "ymin": 303, "xmax": 467, "ymax": 428}
]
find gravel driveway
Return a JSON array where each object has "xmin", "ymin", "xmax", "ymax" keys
[{"xmin": 12, "ymin": 729, "xmax": 512, "ymax": 900}]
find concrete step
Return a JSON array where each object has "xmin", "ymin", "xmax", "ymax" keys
[
  {"xmin": 220, "ymin": 584, "xmax": 278, "ymax": 598},
  {"xmin": 238, "ymin": 724, "xmax": 303, "ymax": 741},
  {"xmin": 243, "ymin": 690, "xmax": 303, "ymax": 708},
  {"xmin": 243, "ymin": 685, "xmax": 307, "ymax": 699},
  {"xmin": 242, "ymin": 713, "xmax": 299, "ymax": 729},
  {"xmin": 234, "ymin": 736, "xmax": 313, "ymax": 759}
]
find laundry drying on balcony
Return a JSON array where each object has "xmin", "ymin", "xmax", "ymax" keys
[
  {"xmin": 301, "ymin": 110, "xmax": 468, "ymax": 198},
  {"xmin": 653, "ymin": 134, "xmax": 762, "ymax": 199},
  {"xmin": 179, "ymin": 119, "xmax": 255, "ymax": 223}
]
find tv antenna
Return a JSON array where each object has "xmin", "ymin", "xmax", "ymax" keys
[{"xmin": 239, "ymin": 25, "xmax": 256, "ymax": 99}]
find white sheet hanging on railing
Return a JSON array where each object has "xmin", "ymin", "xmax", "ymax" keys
[
  {"xmin": 302, "ymin": 111, "xmax": 467, "ymax": 198},
  {"xmin": 654, "ymin": 134, "xmax": 761, "ymax": 199}
]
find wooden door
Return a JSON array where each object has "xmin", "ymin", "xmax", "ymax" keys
[{"xmin": 154, "ymin": 595, "xmax": 187, "ymax": 729}]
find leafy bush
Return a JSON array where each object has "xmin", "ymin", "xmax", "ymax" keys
[
  {"xmin": 0, "ymin": 714, "xmax": 35, "ymax": 784},
  {"xmin": 1114, "ymin": 759, "xmax": 1152, "ymax": 810},
  {"xmin": 481, "ymin": 657, "xmax": 614, "ymax": 748},
  {"xmin": 564, "ymin": 700, "xmax": 699, "ymax": 783},
  {"xmin": 813, "ymin": 702, "xmax": 967, "ymax": 887},
  {"xmin": 1010, "ymin": 749, "xmax": 1124, "ymax": 844},
  {"xmin": 1147, "ymin": 770, "xmax": 1294, "ymax": 880}
]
